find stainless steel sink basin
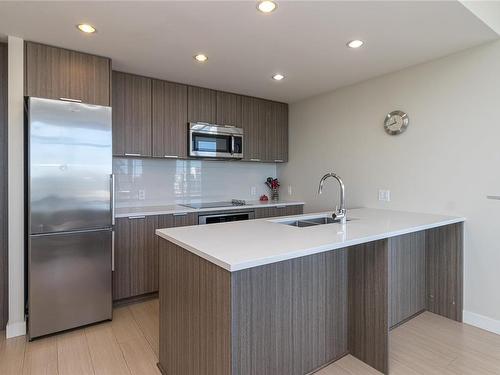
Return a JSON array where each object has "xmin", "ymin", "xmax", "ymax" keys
[{"xmin": 276, "ymin": 215, "xmax": 351, "ymax": 227}]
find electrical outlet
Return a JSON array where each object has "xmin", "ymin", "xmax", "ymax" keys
[
  {"xmin": 138, "ymin": 189, "xmax": 146, "ymax": 200},
  {"xmin": 288, "ymin": 185, "xmax": 293, "ymax": 195},
  {"xmin": 378, "ymin": 189, "xmax": 391, "ymax": 202},
  {"xmin": 251, "ymin": 186, "xmax": 257, "ymax": 196}
]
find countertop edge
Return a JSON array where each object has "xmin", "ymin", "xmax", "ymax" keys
[
  {"xmin": 156, "ymin": 214, "xmax": 465, "ymax": 272},
  {"xmin": 116, "ymin": 201, "xmax": 305, "ymax": 218}
]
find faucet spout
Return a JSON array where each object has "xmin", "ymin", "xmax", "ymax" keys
[{"xmin": 318, "ymin": 172, "xmax": 347, "ymax": 224}]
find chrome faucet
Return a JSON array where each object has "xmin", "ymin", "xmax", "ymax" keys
[{"xmin": 318, "ymin": 173, "xmax": 347, "ymax": 224}]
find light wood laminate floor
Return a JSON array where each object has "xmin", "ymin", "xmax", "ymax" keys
[{"xmin": 1, "ymin": 299, "xmax": 499, "ymax": 374}]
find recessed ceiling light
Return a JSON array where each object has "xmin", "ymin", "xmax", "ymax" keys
[
  {"xmin": 194, "ymin": 54, "xmax": 208, "ymax": 63},
  {"xmin": 272, "ymin": 73, "xmax": 285, "ymax": 81},
  {"xmin": 257, "ymin": 1, "xmax": 277, "ymax": 13},
  {"xmin": 77, "ymin": 24, "xmax": 96, "ymax": 34},
  {"xmin": 347, "ymin": 40, "xmax": 364, "ymax": 49}
]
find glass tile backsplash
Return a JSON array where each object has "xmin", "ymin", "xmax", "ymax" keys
[{"xmin": 113, "ymin": 158, "xmax": 277, "ymax": 207}]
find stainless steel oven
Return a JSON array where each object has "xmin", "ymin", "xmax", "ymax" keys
[
  {"xmin": 189, "ymin": 122, "xmax": 244, "ymax": 159},
  {"xmin": 198, "ymin": 210, "xmax": 255, "ymax": 225}
]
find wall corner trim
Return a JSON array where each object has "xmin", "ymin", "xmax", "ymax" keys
[
  {"xmin": 7, "ymin": 35, "xmax": 26, "ymax": 340},
  {"xmin": 463, "ymin": 310, "xmax": 500, "ymax": 336},
  {"xmin": 6, "ymin": 320, "xmax": 26, "ymax": 338}
]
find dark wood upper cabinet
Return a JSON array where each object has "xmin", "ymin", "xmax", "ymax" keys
[
  {"xmin": 25, "ymin": 41, "xmax": 110, "ymax": 106},
  {"xmin": 152, "ymin": 80, "xmax": 188, "ymax": 158},
  {"xmin": 267, "ymin": 101, "xmax": 288, "ymax": 162},
  {"xmin": 241, "ymin": 96, "xmax": 288, "ymax": 162},
  {"xmin": 68, "ymin": 50, "xmax": 110, "ymax": 106},
  {"xmin": 241, "ymin": 96, "xmax": 264, "ymax": 161},
  {"xmin": 187, "ymin": 86, "xmax": 217, "ymax": 123},
  {"xmin": 112, "ymin": 71, "xmax": 152, "ymax": 157},
  {"xmin": 216, "ymin": 91, "xmax": 242, "ymax": 127}
]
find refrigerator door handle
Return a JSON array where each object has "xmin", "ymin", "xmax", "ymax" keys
[
  {"xmin": 111, "ymin": 230, "xmax": 115, "ymax": 272},
  {"xmin": 111, "ymin": 174, "xmax": 115, "ymax": 226}
]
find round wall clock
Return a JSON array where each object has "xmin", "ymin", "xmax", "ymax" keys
[{"xmin": 384, "ymin": 110, "xmax": 409, "ymax": 135}]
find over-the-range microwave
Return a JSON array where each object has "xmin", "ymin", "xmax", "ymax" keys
[{"xmin": 188, "ymin": 122, "xmax": 244, "ymax": 159}]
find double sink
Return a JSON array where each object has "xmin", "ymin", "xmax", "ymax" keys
[{"xmin": 274, "ymin": 215, "xmax": 351, "ymax": 227}]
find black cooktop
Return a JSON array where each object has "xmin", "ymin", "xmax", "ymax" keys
[{"xmin": 180, "ymin": 199, "xmax": 246, "ymax": 209}]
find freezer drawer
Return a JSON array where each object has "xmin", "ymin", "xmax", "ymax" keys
[{"xmin": 28, "ymin": 229, "xmax": 112, "ymax": 339}]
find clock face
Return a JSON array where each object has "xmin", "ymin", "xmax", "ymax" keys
[{"xmin": 384, "ymin": 110, "xmax": 409, "ymax": 135}]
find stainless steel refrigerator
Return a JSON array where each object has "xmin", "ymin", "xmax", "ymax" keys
[{"xmin": 26, "ymin": 97, "xmax": 113, "ymax": 339}]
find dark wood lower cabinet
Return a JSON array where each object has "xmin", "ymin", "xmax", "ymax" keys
[
  {"xmin": 254, "ymin": 204, "xmax": 303, "ymax": 219},
  {"xmin": 113, "ymin": 216, "xmax": 159, "ymax": 300},
  {"xmin": 113, "ymin": 205, "xmax": 300, "ymax": 302},
  {"xmin": 113, "ymin": 212, "xmax": 198, "ymax": 301}
]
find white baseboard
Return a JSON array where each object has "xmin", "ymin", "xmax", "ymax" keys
[
  {"xmin": 463, "ymin": 310, "xmax": 500, "ymax": 335},
  {"xmin": 6, "ymin": 320, "xmax": 26, "ymax": 339}
]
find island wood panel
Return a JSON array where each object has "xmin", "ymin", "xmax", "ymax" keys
[
  {"xmin": 158, "ymin": 240, "xmax": 231, "ymax": 375},
  {"xmin": 112, "ymin": 71, "xmax": 152, "ymax": 156},
  {"xmin": 216, "ymin": 91, "xmax": 242, "ymax": 126},
  {"xmin": 388, "ymin": 231, "xmax": 426, "ymax": 328},
  {"xmin": 152, "ymin": 80, "xmax": 188, "ymax": 158},
  {"xmin": 231, "ymin": 249, "xmax": 348, "ymax": 375},
  {"xmin": 231, "ymin": 259, "xmax": 294, "ymax": 375},
  {"xmin": 425, "ymin": 222, "xmax": 463, "ymax": 322},
  {"xmin": 187, "ymin": 86, "xmax": 217, "ymax": 124},
  {"xmin": 348, "ymin": 240, "xmax": 389, "ymax": 375},
  {"xmin": 325, "ymin": 249, "xmax": 349, "ymax": 361},
  {"xmin": 24, "ymin": 42, "xmax": 110, "ymax": 106},
  {"xmin": 0, "ymin": 42, "xmax": 7, "ymax": 329}
]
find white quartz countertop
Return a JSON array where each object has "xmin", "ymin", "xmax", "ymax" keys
[
  {"xmin": 115, "ymin": 200, "xmax": 305, "ymax": 218},
  {"xmin": 156, "ymin": 208, "xmax": 465, "ymax": 272}
]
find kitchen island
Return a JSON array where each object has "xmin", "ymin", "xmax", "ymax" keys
[{"xmin": 156, "ymin": 208, "xmax": 465, "ymax": 375}]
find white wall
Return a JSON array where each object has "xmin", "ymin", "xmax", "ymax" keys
[
  {"xmin": 114, "ymin": 158, "xmax": 277, "ymax": 207},
  {"xmin": 7, "ymin": 36, "xmax": 25, "ymax": 338},
  {"xmin": 279, "ymin": 40, "xmax": 500, "ymax": 330}
]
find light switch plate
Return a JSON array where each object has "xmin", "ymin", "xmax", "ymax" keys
[
  {"xmin": 288, "ymin": 185, "xmax": 293, "ymax": 195},
  {"xmin": 378, "ymin": 189, "xmax": 391, "ymax": 202},
  {"xmin": 251, "ymin": 186, "xmax": 257, "ymax": 196}
]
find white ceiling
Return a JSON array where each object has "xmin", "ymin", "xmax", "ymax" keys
[{"xmin": 0, "ymin": 1, "xmax": 498, "ymax": 103}]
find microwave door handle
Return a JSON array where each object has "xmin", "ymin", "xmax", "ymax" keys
[{"xmin": 231, "ymin": 136, "xmax": 235, "ymax": 155}]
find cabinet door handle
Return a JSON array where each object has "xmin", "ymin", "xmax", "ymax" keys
[
  {"xmin": 164, "ymin": 155, "xmax": 179, "ymax": 159},
  {"xmin": 250, "ymin": 158, "xmax": 261, "ymax": 162},
  {"xmin": 124, "ymin": 153, "xmax": 142, "ymax": 157},
  {"xmin": 173, "ymin": 212, "xmax": 188, "ymax": 217},
  {"xmin": 274, "ymin": 159, "xmax": 284, "ymax": 163},
  {"xmin": 275, "ymin": 205, "xmax": 286, "ymax": 208},
  {"xmin": 128, "ymin": 215, "xmax": 146, "ymax": 220},
  {"xmin": 59, "ymin": 97, "xmax": 82, "ymax": 103}
]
